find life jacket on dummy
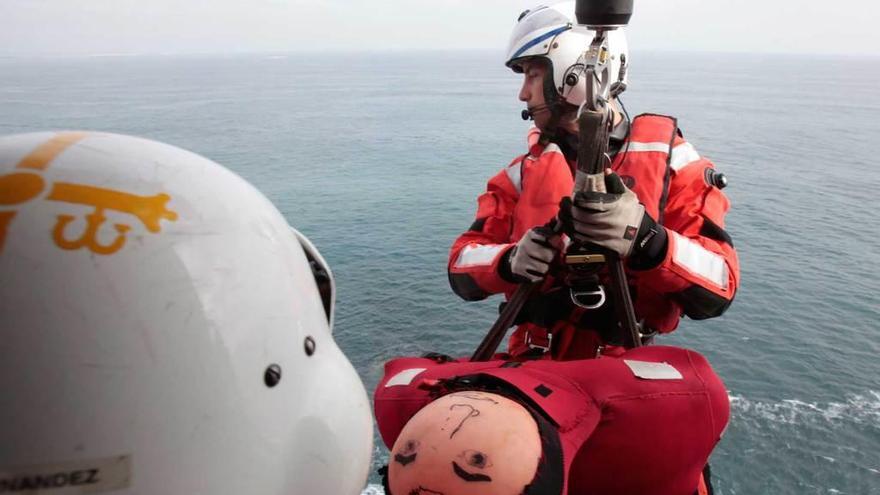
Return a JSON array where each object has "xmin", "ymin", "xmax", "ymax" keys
[{"xmin": 375, "ymin": 346, "xmax": 729, "ymax": 495}]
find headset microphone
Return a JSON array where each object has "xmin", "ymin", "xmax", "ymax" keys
[{"xmin": 521, "ymin": 104, "xmax": 552, "ymax": 121}]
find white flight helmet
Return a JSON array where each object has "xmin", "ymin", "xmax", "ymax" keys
[
  {"xmin": 0, "ymin": 132, "xmax": 373, "ymax": 494},
  {"xmin": 505, "ymin": 1, "xmax": 629, "ymax": 107}
]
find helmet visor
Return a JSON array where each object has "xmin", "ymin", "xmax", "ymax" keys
[{"xmin": 292, "ymin": 228, "xmax": 337, "ymax": 331}]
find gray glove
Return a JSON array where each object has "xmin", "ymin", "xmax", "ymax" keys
[
  {"xmin": 559, "ymin": 172, "xmax": 646, "ymax": 258},
  {"xmin": 507, "ymin": 228, "xmax": 560, "ymax": 283}
]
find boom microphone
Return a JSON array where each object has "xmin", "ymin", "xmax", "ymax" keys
[{"xmin": 521, "ymin": 103, "xmax": 552, "ymax": 121}]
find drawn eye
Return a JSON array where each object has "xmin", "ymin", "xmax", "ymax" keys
[
  {"xmin": 452, "ymin": 461, "xmax": 493, "ymax": 483},
  {"xmin": 394, "ymin": 440, "xmax": 420, "ymax": 467},
  {"xmin": 400, "ymin": 439, "xmax": 419, "ymax": 455},
  {"xmin": 462, "ymin": 450, "xmax": 490, "ymax": 469}
]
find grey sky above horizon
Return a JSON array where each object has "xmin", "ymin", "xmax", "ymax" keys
[{"xmin": 1, "ymin": 0, "xmax": 875, "ymax": 57}]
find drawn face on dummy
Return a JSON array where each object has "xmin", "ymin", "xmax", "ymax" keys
[{"xmin": 388, "ymin": 391, "xmax": 542, "ymax": 495}]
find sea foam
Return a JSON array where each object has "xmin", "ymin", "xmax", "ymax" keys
[{"xmin": 729, "ymin": 390, "xmax": 880, "ymax": 426}]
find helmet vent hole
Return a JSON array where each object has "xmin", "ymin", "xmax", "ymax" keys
[
  {"xmin": 304, "ymin": 336, "xmax": 316, "ymax": 356},
  {"xmin": 264, "ymin": 364, "xmax": 282, "ymax": 388}
]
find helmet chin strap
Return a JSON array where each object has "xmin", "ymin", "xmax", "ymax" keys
[{"xmin": 538, "ymin": 69, "xmax": 569, "ymax": 146}]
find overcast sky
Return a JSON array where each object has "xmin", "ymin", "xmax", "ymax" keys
[{"xmin": 1, "ymin": 0, "xmax": 876, "ymax": 57}]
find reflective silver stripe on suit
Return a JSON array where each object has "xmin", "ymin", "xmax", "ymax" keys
[
  {"xmin": 454, "ymin": 244, "xmax": 508, "ymax": 268},
  {"xmin": 506, "ymin": 162, "xmax": 522, "ymax": 194},
  {"xmin": 671, "ymin": 232, "xmax": 729, "ymax": 289},
  {"xmin": 669, "ymin": 142, "xmax": 701, "ymax": 171},
  {"xmin": 625, "ymin": 141, "xmax": 670, "ymax": 153}
]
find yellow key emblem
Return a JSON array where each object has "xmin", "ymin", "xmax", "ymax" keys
[{"xmin": 0, "ymin": 132, "xmax": 178, "ymax": 255}]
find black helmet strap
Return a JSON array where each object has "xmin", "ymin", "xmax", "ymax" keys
[{"xmin": 538, "ymin": 64, "xmax": 572, "ymax": 146}]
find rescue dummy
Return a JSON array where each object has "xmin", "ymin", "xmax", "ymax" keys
[
  {"xmin": 376, "ymin": 346, "xmax": 729, "ymax": 495},
  {"xmin": 0, "ymin": 132, "xmax": 373, "ymax": 494}
]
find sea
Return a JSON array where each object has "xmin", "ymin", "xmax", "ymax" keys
[{"xmin": 1, "ymin": 51, "xmax": 878, "ymax": 494}]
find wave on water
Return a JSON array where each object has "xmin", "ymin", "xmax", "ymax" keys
[
  {"xmin": 362, "ymin": 484, "xmax": 384, "ymax": 495},
  {"xmin": 729, "ymin": 390, "xmax": 880, "ymax": 426}
]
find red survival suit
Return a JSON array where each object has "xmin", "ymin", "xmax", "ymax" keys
[
  {"xmin": 448, "ymin": 115, "xmax": 740, "ymax": 359},
  {"xmin": 375, "ymin": 346, "xmax": 729, "ymax": 495}
]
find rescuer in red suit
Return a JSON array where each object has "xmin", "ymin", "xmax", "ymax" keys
[
  {"xmin": 375, "ymin": 345, "xmax": 729, "ymax": 495},
  {"xmin": 448, "ymin": 2, "xmax": 740, "ymax": 360}
]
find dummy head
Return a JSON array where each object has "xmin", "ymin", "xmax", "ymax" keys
[
  {"xmin": 388, "ymin": 391, "xmax": 543, "ymax": 495},
  {"xmin": 0, "ymin": 131, "xmax": 373, "ymax": 494}
]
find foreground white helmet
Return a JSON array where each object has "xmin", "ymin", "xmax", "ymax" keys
[
  {"xmin": 0, "ymin": 132, "xmax": 372, "ymax": 493},
  {"xmin": 505, "ymin": 1, "xmax": 629, "ymax": 107}
]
